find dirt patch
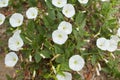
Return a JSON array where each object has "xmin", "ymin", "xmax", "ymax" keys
[{"xmin": 0, "ymin": 53, "xmax": 15, "ymax": 80}]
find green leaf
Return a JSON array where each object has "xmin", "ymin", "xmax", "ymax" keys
[
  {"xmin": 55, "ymin": 55, "xmax": 65, "ymax": 63},
  {"xmin": 40, "ymin": 49, "xmax": 51, "ymax": 58},
  {"xmin": 91, "ymin": 54, "xmax": 97, "ymax": 65},
  {"xmin": 28, "ymin": 0, "xmax": 37, "ymax": 6},
  {"xmin": 6, "ymin": 74, "xmax": 13, "ymax": 80},
  {"xmin": 35, "ymin": 53, "xmax": 42, "ymax": 63},
  {"xmin": 48, "ymin": 9, "xmax": 56, "ymax": 20},
  {"xmin": 45, "ymin": 0, "xmax": 53, "ymax": 9},
  {"xmin": 57, "ymin": 10, "xmax": 63, "ymax": 20},
  {"xmin": 75, "ymin": 11, "xmax": 86, "ymax": 27},
  {"xmin": 54, "ymin": 45, "xmax": 64, "ymax": 54}
]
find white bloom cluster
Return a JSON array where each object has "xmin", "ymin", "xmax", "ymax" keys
[
  {"xmin": 0, "ymin": 0, "xmax": 9, "ymax": 8},
  {"xmin": 56, "ymin": 55, "xmax": 85, "ymax": 80},
  {"xmin": 52, "ymin": 0, "xmax": 75, "ymax": 18},
  {"xmin": 5, "ymin": 30, "xmax": 24, "ymax": 67},
  {"xmin": 96, "ymin": 29, "xmax": 120, "ymax": 52},
  {"xmin": 52, "ymin": 21, "xmax": 72, "ymax": 45},
  {"xmin": 0, "ymin": 0, "xmax": 38, "ymax": 68}
]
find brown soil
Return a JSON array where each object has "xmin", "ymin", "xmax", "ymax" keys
[{"xmin": 0, "ymin": 53, "xmax": 15, "ymax": 80}]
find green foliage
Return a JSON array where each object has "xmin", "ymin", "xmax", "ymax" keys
[{"xmin": 2, "ymin": 0, "xmax": 120, "ymax": 80}]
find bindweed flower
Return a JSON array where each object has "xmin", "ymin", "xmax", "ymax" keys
[
  {"xmin": 0, "ymin": 0, "xmax": 9, "ymax": 8},
  {"xmin": 107, "ymin": 39, "xmax": 117, "ymax": 52},
  {"xmin": 78, "ymin": 0, "xmax": 89, "ymax": 4},
  {"xmin": 9, "ymin": 13, "xmax": 23, "ymax": 27},
  {"xmin": 62, "ymin": 4, "xmax": 75, "ymax": 18},
  {"xmin": 52, "ymin": 0, "xmax": 67, "ymax": 8},
  {"xmin": 52, "ymin": 29, "xmax": 68, "ymax": 45},
  {"xmin": 8, "ymin": 30, "xmax": 24, "ymax": 51},
  {"xmin": 96, "ymin": 37, "xmax": 109, "ymax": 51},
  {"xmin": 26, "ymin": 7, "xmax": 38, "ymax": 19},
  {"xmin": 58, "ymin": 21, "xmax": 72, "ymax": 34},
  {"xmin": 56, "ymin": 72, "xmax": 72, "ymax": 80},
  {"xmin": 0, "ymin": 13, "xmax": 5, "ymax": 25},
  {"xmin": 5, "ymin": 52, "xmax": 18, "ymax": 67},
  {"xmin": 69, "ymin": 55, "xmax": 85, "ymax": 71},
  {"xmin": 117, "ymin": 28, "xmax": 120, "ymax": 37},
  {"xmin": 101, "ymin": 0, "xmax": 110, "ymax": 2},
  {"xmin": 110, "ymin": 35, "xmax": 120, "ymax": 43}
]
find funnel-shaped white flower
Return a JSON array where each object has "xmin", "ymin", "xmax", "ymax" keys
[
  {"xmin": 101, "ymin": 0, "xmax": 109, "ymax": 2},
  {"xmin": 9, "ymin": 13, "xmax": 23, "ymax": 27},
  {"xmin": 110, "ymin": 35, "xmax": 120, "ymax": 43},
  {"xmin": 8, "ymin": 30, "xmax": 24, "ymax": 51},
  {"xmin": 0, "ymin": 0, "xmax": 9, "ymax": 8},
  {"xmin": 26, "ymin": 7, "xmax": 38, "ymax": 19},
  {"xmin": 5, "ymin": 52, "xmax": 18, "ymax": 67},
  {"xmin": 62, "ymin": 4, "xmax": 75, "ymax": 18},
  {"xmin": 56, "ymin": 72, "xmax": 72, "ymax": 80},
  {"xmin": 69, "ymin": 55, "xmax": 85, "ymax": 71},
  {"xmin": 78, "ymin": 0, "xmax": 89, "ymax": 4},
  {"xmin": 117, "ymin": 28, "xmax": 120, "ymax": 37},
  {"xmin": 0, "ymin": 13, "xmax": 5, "ymax": 25},
  {"xmin": 52, "ymin": 0, "xmax": 67, "ymax": 8},
  {"xmin": 96, "ymin": 37, "xmax": 109, "ymax": 50},
  {"xmin": 107, "ymin": 39, "xmax": 117, "ymax": 52},
  {"xmin": 58, "ymin": 21, "xmax": 72, "ymax": 34},
  {"xmin": 52, "ymin": 29, "xmax": 68, "ymax": 45}
]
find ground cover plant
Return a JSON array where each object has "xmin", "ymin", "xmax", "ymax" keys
[{"xmin": 1, "ymin": 0, "xmax": 120, "ymax": 80}]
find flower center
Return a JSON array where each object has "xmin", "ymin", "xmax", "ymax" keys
[
  {"xmin": 63, "ymin": 26, "xmax": 66, "ymax": 30},
  {"xmin": 17, "ymin": 19, "xmax": 21, "ymax": 23},
  {"xmin": 13, "ymin": 58, "xmax": 16, "ymax": 61},
  {"xmin": 2, "ymin": 1, "xmax": 6, "ymax": 5},
  {"xmin": 16, "ymin": 41, "xmax": 20, "ymax": 46},
  {"xmin": 65, "ymin": 10, "xmax": 68, "ymax": 14},
  {"xmin": 0, "ymin": 19, "xmax": 2, "ymax": 22},
  {"xmin": 32, "ymin": 13, "xmax": 35, "ymax": 16},
  {"xmin": 74, "ymin": 60, "xmax": 78, "ymax": 64},
  {"xmin": 99, "ymin": 43, "xmax": 103, "ymax": 47},
  {"xmin": 58, "ymin": 34, "xmax": 62, "ymax": 38},
  {"xmin": 57, "ymin": 1, "xmax": 61, "ymax": 4}
]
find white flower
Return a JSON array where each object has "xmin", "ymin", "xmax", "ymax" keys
[
  {"xmin": 107, "ymin": 39, "xmax": 117, "ymax": 52},
  {"xmin": 5, "ymin": 52, "xmax": 18, "ymax": 67},
  {"xmin": 56, "ymin": 72, "xmax": 72, "ymax": 80},
  {"xmin": 62, "ymin": 4, "xmax": 75, "ymax": 18},
  {"xmin": 52, "ymin": 29, "xmax": 68, "ymax": 45},
  {"xmin": 78, "ymin": 0, "xmax": 89, "ymax": 4},
  {"xmin": 110, "ymin": 35, "xmax": 120, "ymax": 43},
  {"xmin": 117, "ymin": 28, "xmax": 120, "ymax": 37},
  {"xmin": 69, "ymin": 55, "xmax": 85, "ymax": 71},
  {"xmin": 9, "ymin": 13, "xmax": 24, "ymax": 27},
  {"xmin": 0, "ymin": 13, "xmax": 5, "ymax": 25},
  {"xmin": 26, "ymin": 7, "xmax": 38, "ymax": 19},
  {"xmin": 8, "ymin": 30, "xmax": 24, "ymax": 51},
  {"xmin": 58, "ymin": 21, "xmax": 72, "ymax": 34},
  {"xmin": 0, "ymin": 0, "xmax": 9, "ymax": 8},
  {"xmin": 101, "ymin": 0, "xmax": 110, "ymax": 2},
  {"xmin": 52, "ymin": 0, "xmax": 67, "ymax": 8},
  {"xmin": 96, "ymin": 37, "xmax": 109, "ymax": 50}
]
